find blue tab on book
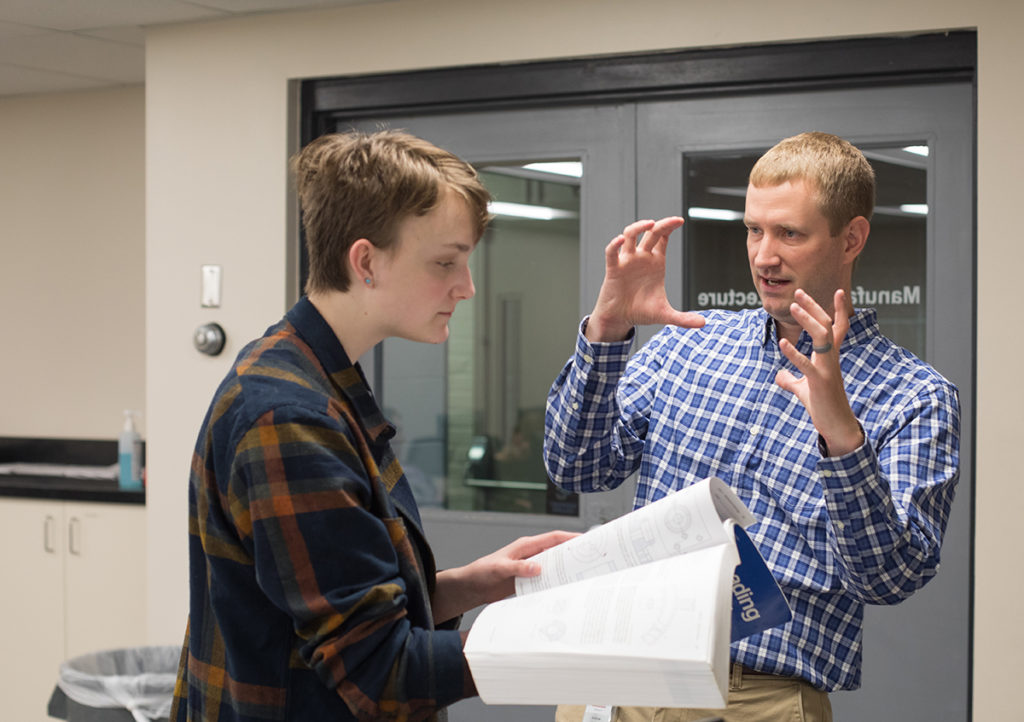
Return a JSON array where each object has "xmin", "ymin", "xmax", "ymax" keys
[{"xmin": 730, "ymin": 525, "xmax": 792, "ymax": 642}]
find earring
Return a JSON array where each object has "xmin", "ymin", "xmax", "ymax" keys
[{"xmin": 364, "ymin": 278, "xmax": 372, "ymax": 286}]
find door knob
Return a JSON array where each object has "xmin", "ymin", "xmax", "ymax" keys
[{"xmin": 193, "ymin": 323, "xmax": 226, "ymax": 356}]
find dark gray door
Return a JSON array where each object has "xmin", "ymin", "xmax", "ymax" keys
[{"xmin": 636, "ymin": 83, "xmax": 973, "ymax": 721}]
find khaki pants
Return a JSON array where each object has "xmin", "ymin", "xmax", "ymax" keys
[{"xmin": 555, "ymin": 664, "xmax": 832, "ymax": 722}]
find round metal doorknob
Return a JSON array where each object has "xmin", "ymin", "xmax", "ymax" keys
[{"xmin": 193, "ymin": 322, "xmax": 226, "ymax": 356}]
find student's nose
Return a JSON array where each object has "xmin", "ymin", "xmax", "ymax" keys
[{"xmin": 456, "ymin": 266, "xmax": 475, "ymax": 301}]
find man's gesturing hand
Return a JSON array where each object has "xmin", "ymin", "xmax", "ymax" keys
[
  {"xmin": 775, "ymin": 289, "xmax": 865, "ymax": 456},
  {"xmin": 586, "ymin": 217, "xmax": 707, "ymax": 342}
]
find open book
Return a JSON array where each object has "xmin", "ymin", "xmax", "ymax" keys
[{"xmin": 463, "ymin": 477, "xmax": 791, "ymax": 709}]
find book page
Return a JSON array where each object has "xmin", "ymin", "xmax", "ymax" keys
[
  {"xmin": 465, "ymin": 544, "xmax": 739, "ymax": 707},
  {"xmin": 475, "ymin": 547, "xmax": 728, "ymax": 656},
  {"xmin": 710, "ymin": 478, "xmax": 756, "ymax": 527},
  {"xmin": 517, "ymin": 476, "xmax": 747, "ymax": 596}
]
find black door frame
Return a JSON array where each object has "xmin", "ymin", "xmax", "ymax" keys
[{"xmin": 301, "ymin": 31, "xmax": 974, "ymax": 137}]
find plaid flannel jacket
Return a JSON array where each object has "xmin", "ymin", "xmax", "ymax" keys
[
  {"xmin": 544, "ymin": 308, "xmax": 960, "ymax": 691},
  {"xmin": 170, "ymin": 297, "xmax": 470, "ymax": 721}
]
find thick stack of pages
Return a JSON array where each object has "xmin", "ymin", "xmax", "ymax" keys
[
  {"xmin": 464, "ymin": 543, "xmax": 737, "ymax": 707},
  {"xmin": 463, "ymin": 477, "xmax": 792, "ymax": 709}
]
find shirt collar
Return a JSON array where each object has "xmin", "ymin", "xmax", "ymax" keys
[
  {"xmin": 285, "ymin": 296, "xmax": 396, "ymax": 445},
  {"xmin": 757, "ymin": 305, "xmax": 880, "ymax": 351}
]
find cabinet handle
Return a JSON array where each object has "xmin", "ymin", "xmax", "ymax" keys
[
  {"xmin": 44, "ymin": 515, "xmax": 57, "ymax": 554},
  {"xmin": 68, "ymin": 517, "xmax": 82, "ymax": 556}
]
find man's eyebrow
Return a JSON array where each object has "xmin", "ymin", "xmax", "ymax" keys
[{"xmin": 445, "ymin": 242, "xmax": 474, "ymax": 252}]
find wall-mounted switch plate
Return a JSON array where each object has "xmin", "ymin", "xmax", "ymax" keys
[{"xmin": 201, "ymin": 265, "xmax": 222, "ymax": 308}]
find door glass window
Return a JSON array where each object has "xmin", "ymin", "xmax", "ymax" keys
[
  {"xmin": 684, "ymin": 145, "xmax": 928, "ymax": 358},
  {"xmin": 384, "ymin": 161, "xmax": 581, "ymax": 515}
]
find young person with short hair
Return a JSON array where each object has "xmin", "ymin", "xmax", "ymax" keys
[{"xmin": 171, "ymin": 130, "xmax": 575, "ymax": 722}]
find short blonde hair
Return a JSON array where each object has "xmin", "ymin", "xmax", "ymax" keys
[
  {"xmin": 749, "ymin": 132, "xmax": 875, "ymax": 235},
  {"xmin": 292, "ymin": 130, "xmax": 491, "ymax": 293}
]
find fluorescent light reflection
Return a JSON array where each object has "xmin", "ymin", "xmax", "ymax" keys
[
  {"xmin": 900, "ymin": 204, "xmax": 929, "ymax": 215},
  {"xmin": 706, "ymin": 186, "xmax": 748, "ymax": 198},
  {"xmin": 488, "ymin": 201, "xmax": 579, "ymax": 220},
  {"xmin": 903, "ymin": 145, "xmax": 929, "ymax": 157},
  {"xmin": 688, "ymin": 207, "xmax": 744, "ymax": 221},
  {"xmin": 522, "ymin": 162, "xmax": 583, "ymax": 178}
]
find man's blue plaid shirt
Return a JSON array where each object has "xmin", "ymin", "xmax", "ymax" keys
[{"xmin": 544, "ymin": 307, "xmax": 960, "ymax": 692}]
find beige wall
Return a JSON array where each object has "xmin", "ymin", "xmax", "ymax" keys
[
  {"xmin": 0, "ymin": 0, "xmax": 995, "ymax": 717},
  {"xmin": 11, "ymin": 3, "xmax": 1017, "ymax": 714},
  {"xmin": 0, "ymin": 86, "xmax": 145, "ymax": 439}
]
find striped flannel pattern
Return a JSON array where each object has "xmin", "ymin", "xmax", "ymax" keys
[
  {"xmin": 544, "ymin": 307, "xmax": 960, "ymax": 692},
  {"xmin": 171, "ymin": 297, "xmax": 469, "ymax": 721}
]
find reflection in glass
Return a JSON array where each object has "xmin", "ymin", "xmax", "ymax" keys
[
  {"xmin": 684, "ymin": 145, "xmax": 928, "ymax": 358},
  {"xmin": 385, "ymin": 162, "xmax": 581, "ymax": 515}
]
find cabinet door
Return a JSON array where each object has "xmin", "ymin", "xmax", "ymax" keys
[
  {"xmin": 0, "ymin": 499, "xmax": 66, "ymax": 722},
  {"xmin": 63, "ymin": 502, "xmax": 147, "ymax": 658}
]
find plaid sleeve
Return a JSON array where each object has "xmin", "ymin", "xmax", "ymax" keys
[
  {"xmin": 544, "ymin": 319, "xmax": 663, "ymax": 493},
  {"xmin": 818, "ymin": 380, "xmax": 961, "ymax": 604},
  {"xmin": 231, "ymin": 403, "xmax": 467, "ymax": 719}
]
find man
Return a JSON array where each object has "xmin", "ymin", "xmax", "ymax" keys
[
  {"xmin": 171, "ymin": 130, "xmax": 574, "ymax": 722},
  {"xmin": 544, "ymin": 132, "xmax": 960, "ymax": 722}
]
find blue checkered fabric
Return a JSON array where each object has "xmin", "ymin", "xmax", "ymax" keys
[{"xmin": 544, "ymin": 307, "xmax": 960, "ymax": 692}]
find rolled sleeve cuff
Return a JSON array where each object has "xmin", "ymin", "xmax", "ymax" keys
[{"xmin": 433, "ymin": 628, "xmax": 476, "ymax": 705}]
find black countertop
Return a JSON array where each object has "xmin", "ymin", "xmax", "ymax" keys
[{"xmin": 0, "ymin": 437, "xmax": 145, "ymax": 505}]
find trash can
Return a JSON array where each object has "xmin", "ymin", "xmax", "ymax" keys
[{"xmin": 47, "ymin": 646, "xmax": 180, "ymax": 722}]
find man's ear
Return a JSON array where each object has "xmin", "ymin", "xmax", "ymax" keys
[
  {"xmin": 842, "ymin": 216, "xmax": 870, "ymax": 262},
  {"xmin": 348, "ymin": 239, "xmax": 375, "ymax": 286}
]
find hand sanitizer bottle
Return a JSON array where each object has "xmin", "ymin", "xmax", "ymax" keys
[{"xmin": 119, "ymin": 410, "xmax": 143, "ymax": 491}]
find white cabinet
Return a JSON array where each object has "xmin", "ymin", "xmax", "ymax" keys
[{"xmin": 0, "ymin": 498, "xmax": 146, "ymax": 722}]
